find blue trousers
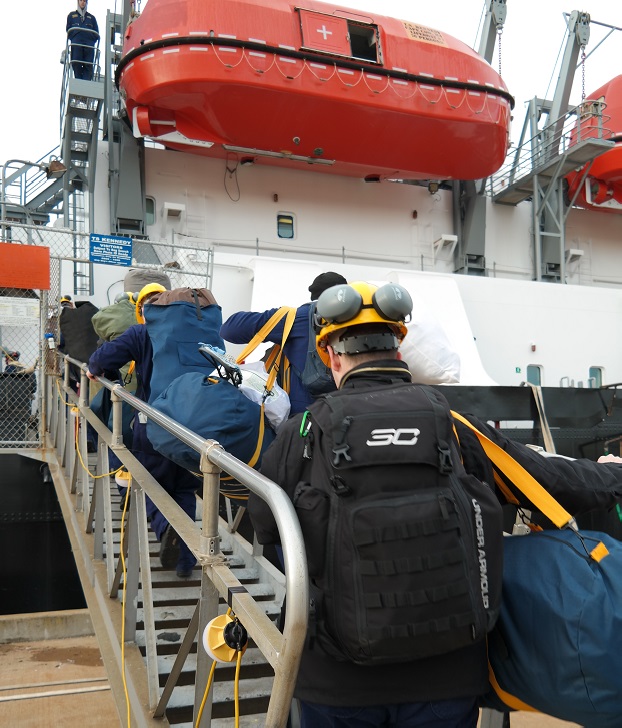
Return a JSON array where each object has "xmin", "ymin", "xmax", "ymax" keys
[
  {"xmin": 134, "ymin": 421, "xmax": 198, "ymax": 571},
  {"xmin": 70, "ymin": 43, "xmax": 95, "ymax": 80},
  {"xmin": 300, "ymin": 697, "xmax": 479, "ymax": 728}
]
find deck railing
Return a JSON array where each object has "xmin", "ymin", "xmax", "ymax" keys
[
  {"xmin": 489, "ymin": 98, "xmax": 612, "ymax": 197},
  {"xmin": 46, "ymin": 352, "xmax": 308, "ymax": 727}
]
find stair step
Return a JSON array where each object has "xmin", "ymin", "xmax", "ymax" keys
[
  {"xmin": 166, "ymin": 675, "xmax": 274, "ymax": 710},
  {"xmin": 156, "ymin": 647, "xmax": 270, "ymax": 677},
  {"xmin": 173, "ymin": 716, "xmax": 268, "ymax": 728},
  {"xmin": 69, "ymin": 107, "xmax": 98, "ymax": 119}
]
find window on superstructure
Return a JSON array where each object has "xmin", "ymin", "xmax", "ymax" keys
[
  {"xmin": 588, "ymin": 366, "xmax": 604, "ymax": 388},
  {"xmin": 145, "ymin": 197, "xmax": 156, "ymax": 226},
  {"xmin": 526, "ymin": 365, "xmax": 542, "ymax": 386},
  {"xmin": 348, "ymin": 23, "xmax": 379, "ymax": 63},
  {"xmin": 277, "ymin": 214, "xmax": 295, "ymax": 240}
]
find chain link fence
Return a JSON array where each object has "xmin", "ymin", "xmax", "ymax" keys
[
  {"xmin": 1, "ymin": 222, "xmax": 215, "ymax": 447},
  {"xmin": 0, "ymin": 289, "xmax": 44, "ymax": 446}
]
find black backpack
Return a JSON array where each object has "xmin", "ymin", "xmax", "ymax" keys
[
  {"xmin": 295, "ymin": 381, "xmax": 504, "ymax": 665},
  {"xmin": 291, "ymin": 302, "xmax": 336, "ymax": 397},
  {"xmin": 59, "ymin": 301, "xmax": 100, "ymax": 381}
]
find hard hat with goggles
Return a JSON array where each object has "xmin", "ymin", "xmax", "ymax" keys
[
  {"xmin": 314, "ymin": 281, "xmax": 412, "ymax": 366},
  {"xmin": 135, "ymin": 283, "xmax": 166, "ymax": 323}
]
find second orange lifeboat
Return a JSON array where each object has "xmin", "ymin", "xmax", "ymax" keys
[
  {"xmin": 566, "ymin": 75, "xmax": 622, "ymax": 214},
  {"xmin": 116, "ymin": 0, "xmax": 513, "ymax": 181}
]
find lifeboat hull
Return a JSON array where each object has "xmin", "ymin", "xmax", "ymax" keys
[
  {"xmin": 118, "ymin": 0, "xmax": 512, "ymax": 180},
  {"xmin": 566, "ymin": 75, "xmax": 622, "ymax": 214}
]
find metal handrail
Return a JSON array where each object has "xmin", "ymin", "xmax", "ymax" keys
[
  {"xmin": 60, "ymin": 32, "xmax": 103, "ymax": 136},
  {"xmin": 57, "ymin": 353, "xmax": 307, "ymax": 727},
  {"xmin": 489, "ymin": 99, "xmax": 612, "ymax": 197}
]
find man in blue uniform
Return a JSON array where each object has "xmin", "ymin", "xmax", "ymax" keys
[
  {"xmin": 220, "ymin": 272, "xmax": 346, "ymax": 415},
  {"xmin": 66, "ymin": 0, "xmax": 99, "ymax": 81}
]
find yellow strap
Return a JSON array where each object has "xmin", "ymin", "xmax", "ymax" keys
[
  {"xmin": 235, "ymin": 306, "xmax": 296, "ymax": 364},
  {"xmin": 265, "ymin": 307, "xmax": 296, "ymax": 393},
  {"xmin": 492, "ymin": 470, "xmax": 520, "ymax": 506},
  {"xmin": 451, "ymin": 411, "xmax": 575, "ymax": 529},
  {"xmin": 247, "ymin": 403, "xmax": 266, "ymax": 469},
  {"xmin": 264, "ymin": 344, "xmax": 281, "ymax": 373},
  {"xmin": 281, "ymin": 357, "xmax": 291, "ymax": 395},
  {"xmin": 488, "ymin": 660, "xmax": 538, "ymax": 712}
]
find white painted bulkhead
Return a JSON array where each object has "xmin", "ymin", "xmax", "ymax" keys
[{"xmin": 82, "ymin": 141, "xmax": 622, "ymax": 389}]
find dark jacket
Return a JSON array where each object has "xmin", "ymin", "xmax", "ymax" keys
[
  {"xmin": 88, "ymin": 323, "xmax": 152, "ymax": 400},
  {"xmin": 88, "ymin": 324, "xmax": 154, "ymax": 455},
  {"xmin": 249, "ymin": 359, "xmax": 622, "ymax": 707},
  {"xmin": 66, "ymin": 10, "xmax": 99, "ymax": 47},
  {"xmin": 221, "ymin": 302, "xmax": 320, "ymax": 415}
]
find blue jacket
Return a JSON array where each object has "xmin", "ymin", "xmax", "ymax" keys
[
  {"xmin": 88, "ymin": 324, "xmax": 152, "ymax": 401},
  {"xmin": 221, "ymin": 303, "xmax": 314, "ymax": 415},
  {"xmin": 66, "ymin": 10, "xmax": 99, "ymax": 47}
]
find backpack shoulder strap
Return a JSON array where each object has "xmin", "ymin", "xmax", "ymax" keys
[
  {"xmin": 451, "ymin": 410, "xmax": 575, "ymax": 530},
  {"xmin": 266, "ymin": 308, "xmax": 296, "ymax": 393},
  {"xmin": 287, "ymin": 302, "xmax": 315, "ymax": 379},
  {"xmin": 235, "ymin": 306, "xmax": 295, "ymax": 363},
  {"xmin": 418, "ymin": 385, "xmax": 454, "ymax": 473},
  {"xmin": 236, "ymin": 306, "xmax": 297, "ymax": 394},
  {"xmin": 305, "ymin": 302, "xmax": 317, "ymax": 357},
  {"xmin": 322, "ymin": 394, "xmax": 354, "ymax": 467}
]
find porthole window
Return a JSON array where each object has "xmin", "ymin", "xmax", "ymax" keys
[
  {"xmin": 277, "ymin": 214, "xmax": 295, "ymax": 239},
  {"xmin": 145, "ymin": 197, "xmax": 156, "ymax": 226},
  {"xmin": 526, "ymin": 364, "xmax": 542, "ymax": 386},
  {"xmin": 588, "ymin": 366, "xmax": 604, "ymax": 388}
]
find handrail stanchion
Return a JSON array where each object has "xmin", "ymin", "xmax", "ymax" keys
[
  {"xmin": 78, "ymin": 366, "xmax": 91, "ymax": 514},
  {"xmin": 123, "ymin": 488, "xmax": 141, "ymax": 642},
  {"xmin": 111, "ymin": 385, "xmax": 124, "ymax": 447},
  {"xmin": 134, "ymin": 480, "xmax": 160, "ymax": 708},
  {"xmin": 194, "ymin": 448, "xmax": 225, "ymax": 727}
]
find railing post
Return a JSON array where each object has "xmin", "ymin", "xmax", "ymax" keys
[
  {"xmin": 123, "ymin": 490, "xmax": 140, "ymax": 642},
  {"xmin": 78, "ymin": 367, "xmax": 91, "ymax": 515},
  {"xmin": 93, "ymin": 443, "xmax": 108, "ymax": 558},
  {"xmin": 110, "ymin": 385, "xmax": 124, "ymax": 448},
  {"xmin": 194, "ymin": 445, "xmax": 225, "ymax": 727},
  {"xmin": 134, "ymin": 481, "xmax": 161, "ymax": 708}
]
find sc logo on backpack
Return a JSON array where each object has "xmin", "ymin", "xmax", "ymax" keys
[{"xmin": 366, "ymin": 427, "xmax": 421, "ymax": 446}]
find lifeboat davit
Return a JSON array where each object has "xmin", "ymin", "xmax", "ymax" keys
[
  {"xmin": 566, "ymin": 75, "xmax": 622, "ymax": 214},
  {"xmin": 117, "ymin": 0, "xmax": 513, "ymax": 180}
]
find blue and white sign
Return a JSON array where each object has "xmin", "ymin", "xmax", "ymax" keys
[{"xmin": 89, "ymin": 233, "xmax": 133, "ymax": 267}]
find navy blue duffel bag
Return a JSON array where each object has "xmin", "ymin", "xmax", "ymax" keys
[
  {"xmin": 484, "ymin": 528, "xmax": 622, "ymax": 727},
  {"xmin": 452, "ymin": 412, "xmax": 622, "ymax": 728},
  {"xmin": 147, "ymin": 373, "xmax": 275, "ymax": 475}
]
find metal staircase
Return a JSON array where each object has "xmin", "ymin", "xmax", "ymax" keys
[
  {"xmin": 490, "ymin": 100, "xmax": 614, "ymax": 207},
  {"xmin": 41, "ymin": 359, "xmax": 306, "ymax": 727},
  {"xmin": 0, "ymin": 152, "xmax": 67, "ymax": 228},
  {"xmin": 104, "ymin": 490, "xmax": 282, "ymax": 726}
]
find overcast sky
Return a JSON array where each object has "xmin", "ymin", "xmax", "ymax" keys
[{"xmin": 0, "ymin": 0, "xmax": 620, "ymax": 168}]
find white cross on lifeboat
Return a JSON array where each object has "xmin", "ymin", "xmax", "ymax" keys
[{"xmin": 316, "ymin": 24, "xmax": 333, "ymax": 41}]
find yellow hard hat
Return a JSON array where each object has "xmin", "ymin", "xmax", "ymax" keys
[
  {"xmin": 135, "ymin": 283, "xmax": 166, "ymax": 323},
  {"xmin": 315, "ymin": 281, "xmax": 411, "ymax": 367}
]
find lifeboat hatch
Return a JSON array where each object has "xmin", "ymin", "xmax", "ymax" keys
[{"xmin": 298, "ymin": 9, "xmax": 381, "ymax": 64}]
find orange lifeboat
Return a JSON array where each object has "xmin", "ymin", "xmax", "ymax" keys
[
  {"xmin": 117, "ymin": 0, "xmax": 513, "ymax": 180},
  {"xmin": 566, "ymin": 75, "xmax": 622, "ymax": 213}
]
